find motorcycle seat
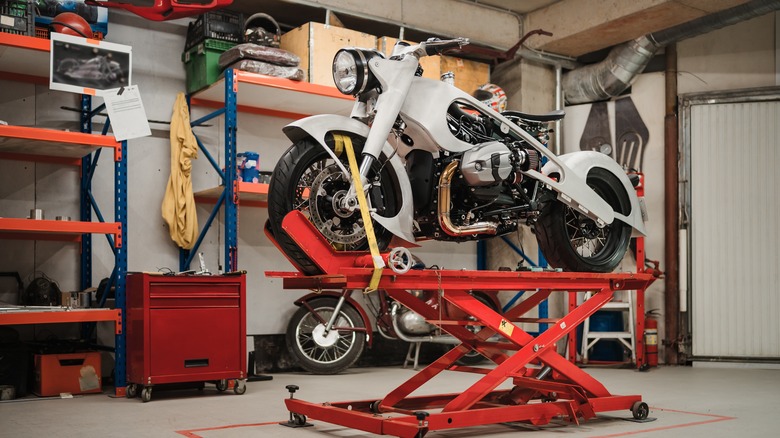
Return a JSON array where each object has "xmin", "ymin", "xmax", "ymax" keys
[{"xmin": 502, "ymin": 109, "xmax": 565, "ymax": 122}]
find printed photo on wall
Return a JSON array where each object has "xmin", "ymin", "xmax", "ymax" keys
[{"xmin": 49, "ymin": 32, "xmax": 132, "ymax": 96}]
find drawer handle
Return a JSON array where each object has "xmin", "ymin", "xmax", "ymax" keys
[
  {"xmin": 184, "ymin": 358, "xmax": 209, "ymax": 368},
  {"xmin": 59, "ymin": 358, "xmax": 85, "ymax": 366}
]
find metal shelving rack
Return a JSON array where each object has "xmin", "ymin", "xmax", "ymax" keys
[
  {"xmin": 183, "ymin": 68, "xmax": 353, "ymax": 271},
  {"xmin": 0, "ymin": 33, "xmax": 129, "ymax": 396}
]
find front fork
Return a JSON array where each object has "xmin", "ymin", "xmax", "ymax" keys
[
  {"xmin": 323, "ymin": 291, "xmax": 350, "ymax": 335},
  {"xmin": 342, "ymin": 153, "xmax": 376, "ymax": 213}
]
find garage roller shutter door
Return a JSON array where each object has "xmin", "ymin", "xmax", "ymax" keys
[{"xmin": 688, "ymin": 94, "xmax": 780, "ymax": 359}]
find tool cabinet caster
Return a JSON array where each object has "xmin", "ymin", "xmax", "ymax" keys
[
  {"xmin": 216, "ymin": 379, "xmax": 228, "ymax": 392},
  {"xmin": 233, "ymin": 379, "xmax": 247, "ymax": 395},
  {"xmin": 631, "ymin": 401, "xmax": 649, "ymax": 420},
  {"xmin": 141, "ymin": 386, "xmax": 152, "ymax": 403},
  {"xmin": 126, "ymin": 384, "xmax": 137, "ymax": 398}
]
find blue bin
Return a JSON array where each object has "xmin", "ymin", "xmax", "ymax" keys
[{"xmin": 576, "ymin": 311, "xmax": 625, "ymax": 362}]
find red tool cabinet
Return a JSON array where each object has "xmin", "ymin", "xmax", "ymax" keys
[{"xmin": 126, "ymin": 273, "xmax": 247, "ymax": 402}]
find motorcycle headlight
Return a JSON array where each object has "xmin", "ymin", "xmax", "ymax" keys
[{"xmin": 332, "ymin": 48, "xmax": 382, "ymax": 95}]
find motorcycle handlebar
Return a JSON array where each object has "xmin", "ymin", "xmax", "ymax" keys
[{"xmin": 421, "ymin": 38, "xmax": 470, "ymax": 56}]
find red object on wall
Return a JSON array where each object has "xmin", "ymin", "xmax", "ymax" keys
[
  {"xmin": 34, "ymin": 352, "xmax": 102, "ymax": 396},
  {"xmin": 85, "ymin": 0, "xmax": 234, "ymax": 21},
  {"xmin": 126, "ymin": 273, "xmax": 246, "ymax": 398}
]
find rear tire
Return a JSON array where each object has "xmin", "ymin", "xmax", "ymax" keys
[{"xmin": 535, "ymin": 168, "xmax": 632, "ymax": 273}]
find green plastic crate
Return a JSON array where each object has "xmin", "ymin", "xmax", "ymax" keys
[{"xmin": 182, "ymin": 39, "xmax": 236, "ymax": 94}]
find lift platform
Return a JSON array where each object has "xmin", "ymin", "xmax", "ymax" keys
[{"xmin": 267, "ymin": 211, "xmax": 658, "ymax": 438}]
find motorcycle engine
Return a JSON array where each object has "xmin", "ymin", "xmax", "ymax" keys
[
  {"xmin": 398, "ymin": 308, "xmax": 436, "ymax": 335},
  {"xmin": 460, "ymin": 140, "xmax": 539, "ymax": 186}
]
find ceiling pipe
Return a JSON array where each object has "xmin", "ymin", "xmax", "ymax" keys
[{"xmin": 563, "ymin": 0, "xmax": 780, "ymax": 105}]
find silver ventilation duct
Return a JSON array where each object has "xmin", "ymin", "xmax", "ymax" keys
[{"xmin": 563, "ymin": 0, "xmax": 780, "ymax": 104}]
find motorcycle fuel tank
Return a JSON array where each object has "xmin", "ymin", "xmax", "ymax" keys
[{"xmin": 460, "ymin": 141, "xmax": 513, "ymax": 186}]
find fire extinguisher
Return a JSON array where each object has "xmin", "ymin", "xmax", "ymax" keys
[{"xmin": 644, "ymin": 312, "xmax": 659, "ymax": 368}]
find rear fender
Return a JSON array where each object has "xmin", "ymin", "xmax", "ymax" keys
[
  {"xmin": 293, "ymin": 292, "xmax": 374, "ymax": 346},
  {"xmin": 283, "ymin": 115, "xmax": 416, "ymax": 243},
  {"xmin": 542, "ymin": 151, "xmax": 647, "ymax": 236}
]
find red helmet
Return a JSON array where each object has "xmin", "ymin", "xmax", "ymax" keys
[{"xmin": 51, "ymin": 12, "xmax": 92, "ymax": 39}]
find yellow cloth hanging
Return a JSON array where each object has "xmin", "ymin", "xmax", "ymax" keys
[{"xmin": 162, "ymin": 92, "xmax": 199, "ymax": 249}]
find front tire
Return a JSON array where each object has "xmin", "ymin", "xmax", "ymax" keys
[
  {"xmin": 535, "ymin": 168, "xmax": 632, "ymax": 273},
  {"xmin": 286, "ymin": 297, "xmax": 367, "ymax": 374},
  {"xmin": 268, "ymin": 137, "xmax": 397, "ymax": 275}
]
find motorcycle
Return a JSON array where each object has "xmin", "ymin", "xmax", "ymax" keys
[
  {"xmin": 269, "ymin": 38, "xmax": 647, "ymax": 373},
  {"xmin": 285, "ymin": 281, "xmax": 501, "ymax": 375}
]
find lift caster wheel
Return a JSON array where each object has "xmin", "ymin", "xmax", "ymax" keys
[
  {"xmin": 141, "ymin": 386, "xmax": 152, "ymax": 403},
  {"xmin": 126, "ymin": 384, "xmax": 137, "ymax": 398},
  {"xmin": 216, "ymin": 379, "xmax": 228, "ymax": 392},
  {"xmin": 233, "ymin": 379, "xmax": 247, "ymax": 395},
  {"xmin": 631, "ymin": 401, "xmax": 649, "ymax": 420},
  {"xmin": 292, "ymin": 413, "xmax": 307, "ymax": 426},
  {"xmin": 369, "ymin": 400, "xmax": 383, "ymax": 414}
]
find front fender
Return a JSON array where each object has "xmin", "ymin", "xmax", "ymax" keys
[
  {"xmin": 543, "ymin": 151, "xmax": 647, "ymax": 236},
  {"xmin": 294, "ymin": 292, "xmax": 374, "ymax": 347},
  {"xmin": 283, "ymin": 115, "xmax": 416, "ymax": 243}
]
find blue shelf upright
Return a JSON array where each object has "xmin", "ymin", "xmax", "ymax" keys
[
  {"xmin": 79, "ymin": 95, "xmax": 129, "ymax": 392},
  {"xmin": 181, "ymin": 68, "xmax": 239, "ymax": 273}
]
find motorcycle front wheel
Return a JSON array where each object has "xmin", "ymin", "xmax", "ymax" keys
[
  {"xmin": 268, "ymin": 137, "xmax": 398, "ymax": 275},
  {"xmin": 285, "ymin": 297, "xmax": 367, "ymax": 374},
  {"xmin": 535, "ymin": 168, "xmax": 632, "ymax": 273}
]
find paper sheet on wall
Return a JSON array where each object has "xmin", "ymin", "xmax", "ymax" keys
[{"xmin": 103, "ymin": 85, "xmax": 151, "ymax": 141}]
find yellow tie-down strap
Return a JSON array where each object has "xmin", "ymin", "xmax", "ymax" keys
[{"xmin": 335, "ymin": 134, "xmax": 385, "ymax": 292}]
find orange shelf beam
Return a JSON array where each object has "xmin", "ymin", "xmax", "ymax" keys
[
  {"xmin": 0, "ymin": 218, "xmax": 122, "ymax": 247},
  {"xmin": 0, "ymin": 125, "xmax": 121, "ymax": 161},
  {"xmin": 0, "ymin": 33, "xmax": 49, "ymax": 52},
  {"xmin": 234, "ymin": 71, "xmax": 351, "ymax": 100},
  {"xmin": 194, "ymin": 182, "xmax": 270, "ymax": 208},
  {"xmin": 0, "ymin": 308, "xmax": 122, "ymax": 334}
]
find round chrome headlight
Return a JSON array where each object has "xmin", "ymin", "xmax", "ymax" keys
[{"xmin": 332, "ymin": 48, "xmax": 381, "ymax": 95}]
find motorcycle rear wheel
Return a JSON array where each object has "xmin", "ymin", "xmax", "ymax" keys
[
  {"xmin": 286, "ymin": 297, "xmax": 366, "ymax": 374},
  {"xmin": 268, "ymin": 137, "xmax": 397, "ymax": 275},
  {"xmin": 535, "ymin": 168, "xmax": 632, "ymax": 273}
]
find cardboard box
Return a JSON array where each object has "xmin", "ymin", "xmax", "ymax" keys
[
  {"xmin": 281, "ymin": 22, "xmax": 376, "ymax": 87},
  {"xmin": 377, "ymin": 36, "xmax": 441, "ymax": 81},
  {"xmin": 34, "ymin": 352, "xmax": 102, "ymax": 396},
  {"xmin": 440, "ymin": 55, "xmax": 490, "ymax": 94}
]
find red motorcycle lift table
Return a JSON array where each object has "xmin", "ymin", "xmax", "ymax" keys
[{"xmin": 267, "ymin": 211, "xmax": 658, "ymax": 438}]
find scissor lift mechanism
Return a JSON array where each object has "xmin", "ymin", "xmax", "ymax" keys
[{"xmin": 268, "ymin": 211, "xmax": 657, "ymax": 438}]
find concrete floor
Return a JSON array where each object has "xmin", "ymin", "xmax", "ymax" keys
[{"xmin": 1, "ymin": 365, "xmax": 778, "ymax": 437}]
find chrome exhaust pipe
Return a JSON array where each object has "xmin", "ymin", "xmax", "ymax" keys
[{"xmin": 438, "ymin": 160, "xmax": 498, "ymax": 237}]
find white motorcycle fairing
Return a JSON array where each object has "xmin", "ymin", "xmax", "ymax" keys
[
  {"xmin": 543, "ymin": 151, "xmax": 647, "ymax": 236},
  {"xmin": 282, "ymin": 115, "xmax": 417, "ymax": 243}
]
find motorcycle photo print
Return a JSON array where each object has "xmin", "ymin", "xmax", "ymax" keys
[{"xmin": 50, "ymin": 32, "xmax": 131, "ymax": 95}]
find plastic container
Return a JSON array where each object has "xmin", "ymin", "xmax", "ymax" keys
[
  {"xmin": 238, "ymin": 151, "xmax": 260, "ymax": 183},
  {"xmin": 185, "ymin": 9, "xmax": 243, "ymax": 51},
  {"xmin": 0, "ymin": 0, "xmax": 35, "ymax": 36},
  {"xmin": 182, "ymin": 39, "xmax": 236, "ymax": 94}
]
